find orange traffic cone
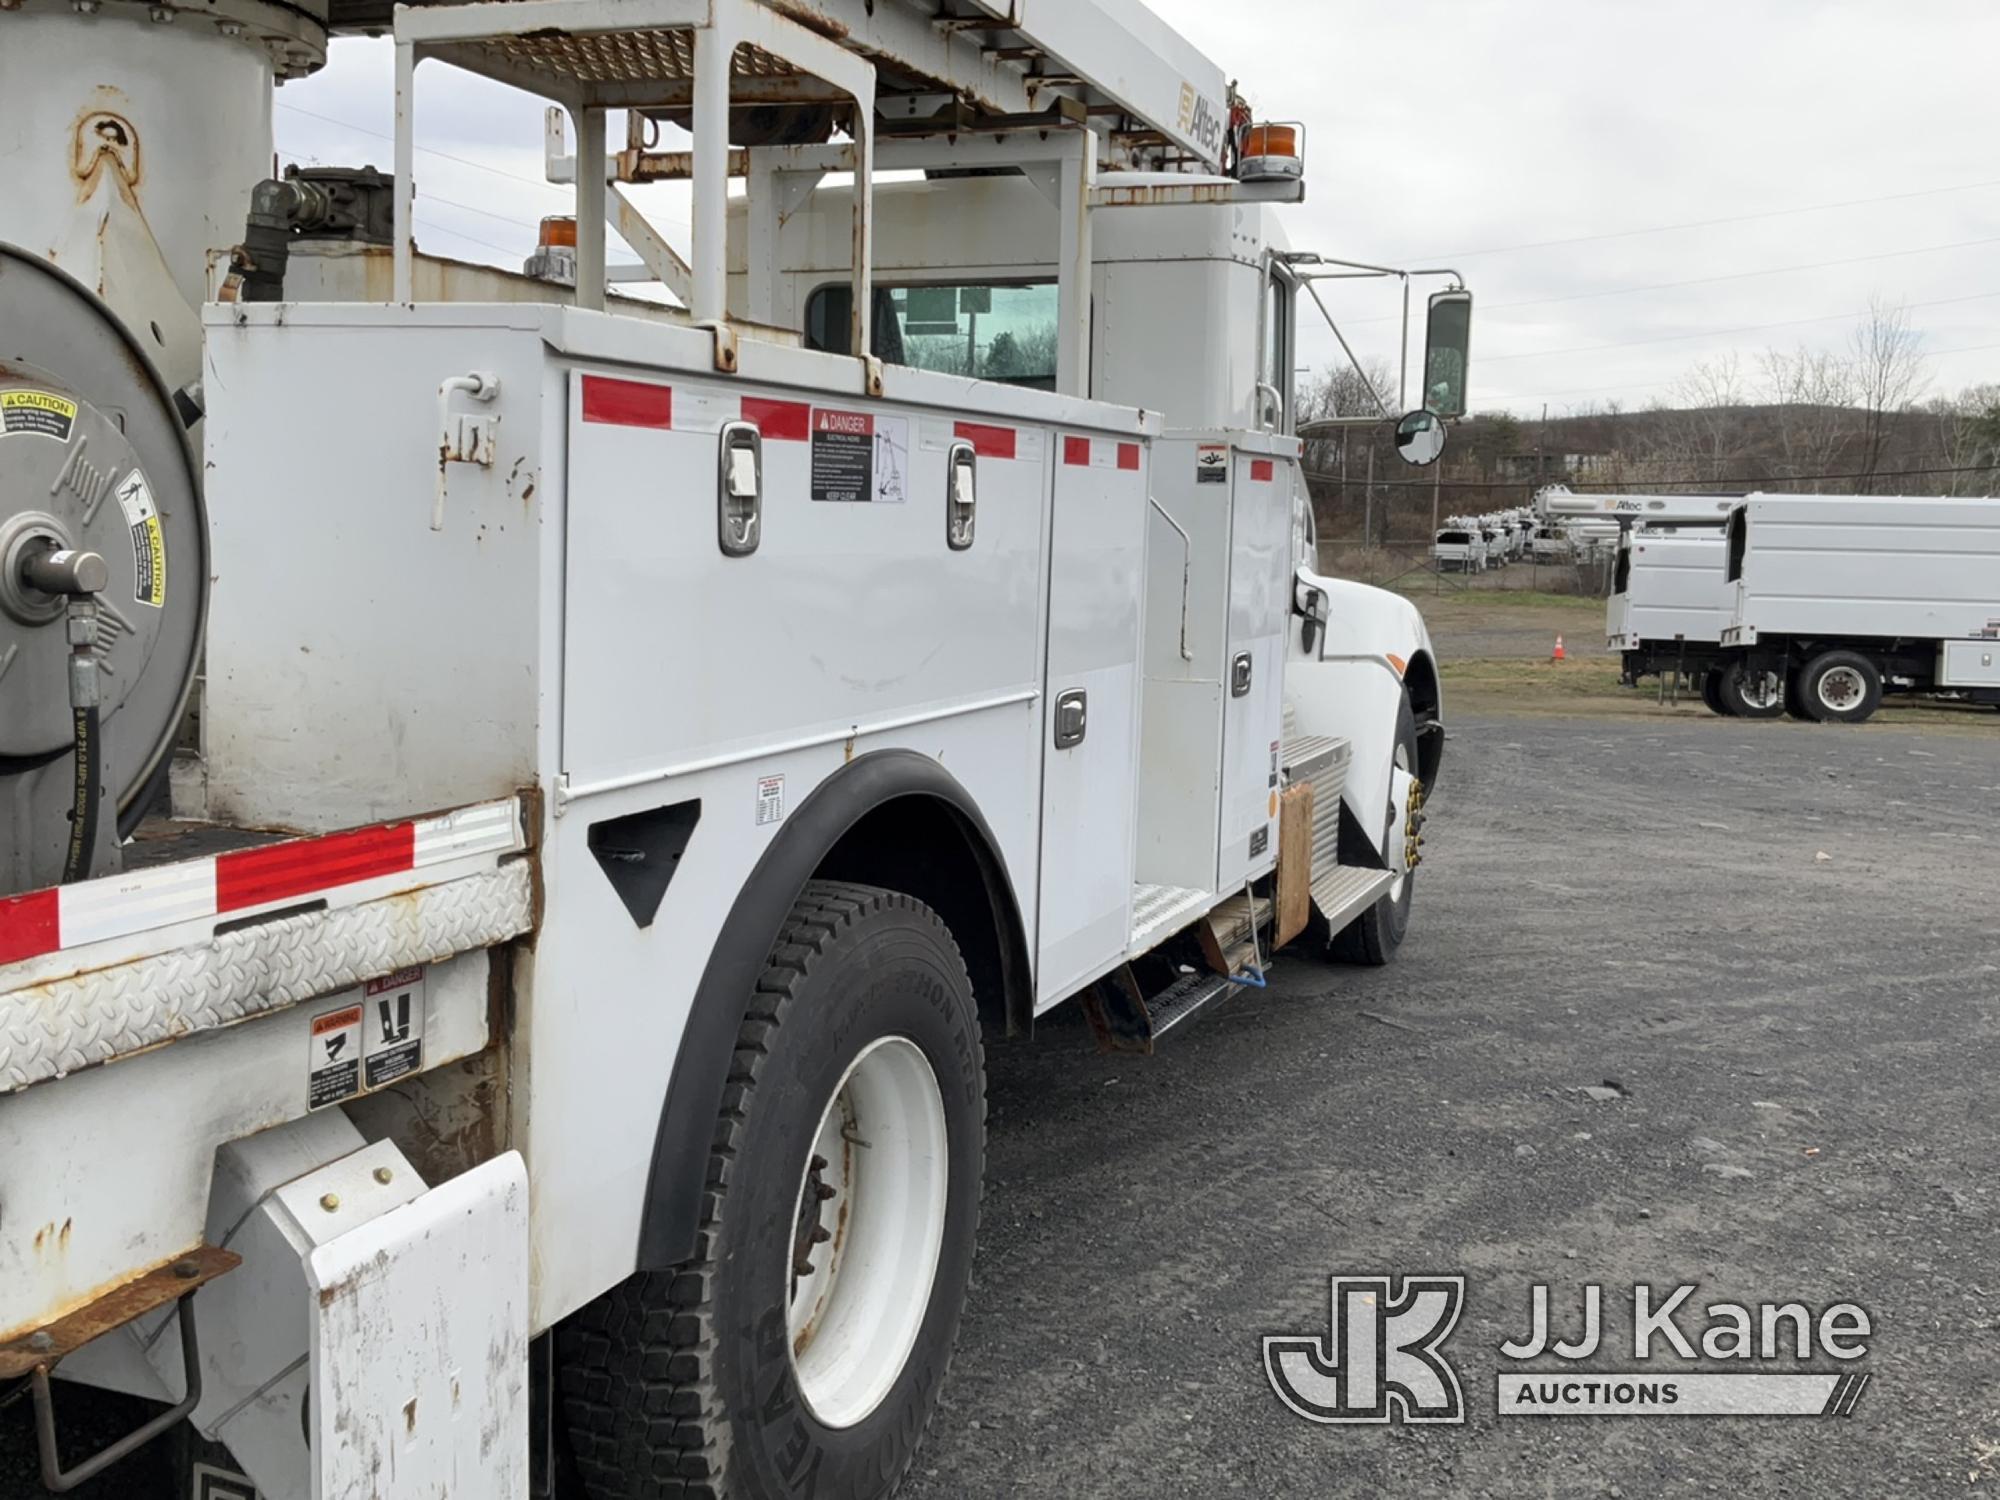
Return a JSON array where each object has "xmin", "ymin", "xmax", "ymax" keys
[{"xmin": 1552, "ymin": 634, "xmax": 1567, "ymax": 662}]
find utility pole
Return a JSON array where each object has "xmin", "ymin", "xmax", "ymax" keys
[{"xmin": 1364, "ymin": 439, "xmax": 1376, "ymax": 551}]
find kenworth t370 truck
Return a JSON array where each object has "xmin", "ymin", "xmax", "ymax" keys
[{"xmin": 0, "ymin": 2, "xmax": 1469, "ymax": 1494}]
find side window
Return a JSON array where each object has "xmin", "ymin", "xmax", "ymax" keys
[{"xmin": 805, "ymin": 282, "xmax": 1060, "ymax": 390}]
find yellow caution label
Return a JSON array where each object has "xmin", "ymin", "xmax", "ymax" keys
[
  {"xmin": 1, "ymin": 389, "xmax": 79, "ymax": 441},
  {"xmin": 113, "ymin": 469, "xmax": 167, "ymax": 608}
]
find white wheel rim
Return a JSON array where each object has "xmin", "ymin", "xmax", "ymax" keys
[
  {"xmin": 1817, "ymin": 667, "xmax": 1865, "ymax": 712},
  {"xmin": 786, "ymin": 1035, "xmax": 948, "ymax": 1430},
  {"xmin": 1739, "ymin": 670, "xmax": 1783, "ymax": 711}
]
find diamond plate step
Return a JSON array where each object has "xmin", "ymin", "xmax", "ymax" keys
[{"xmin": 1144, "ymin": 969, "xmax": 1237, "ymax": 1040}]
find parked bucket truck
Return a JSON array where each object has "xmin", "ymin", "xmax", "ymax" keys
[{"xmin": 0, "ymin": 1, "xmax": 1473, "ymax": 1495}]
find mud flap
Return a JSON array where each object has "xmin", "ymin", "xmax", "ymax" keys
[{"xmin": 305, "ymin": 1152, "xmax": 530, "ymax": 1498}]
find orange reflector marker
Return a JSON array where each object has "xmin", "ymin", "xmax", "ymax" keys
[{"xmin": 1386, "ymin": 653, "xmax": 1408, "ymax": 677}]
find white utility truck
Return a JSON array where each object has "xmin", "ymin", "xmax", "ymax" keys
[
  {"xmin": 0, "ymin": 1, "xmax": 1470, "ymax": 1496},
  {"xmin": 1720, "ymin": 494, "xmax": 2000, "ymax": 723},
  {"xmin": 1536, "ymin": 488, "xmax": 1782, "ymax": 717}
]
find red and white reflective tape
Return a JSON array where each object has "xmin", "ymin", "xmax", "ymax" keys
[
  {"xmin": 1061, "ymin": 435, "xmax": 1143, "ymax": 472},
  {"xmin": 581, "ymin": 375, "xmax": 1028, "ymax": 460},
  {"xmin": 0, "ymin": 798, "xmax": 523, "ymax": 968}
]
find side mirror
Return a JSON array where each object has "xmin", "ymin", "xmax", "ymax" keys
[
  {"xmin": 1394, "ymin": 408, "xmax": 1446, "ymax": 468},
  {"xmin": 1422, "ymin": 289, "xmax": 1473, "ymax": 420}
]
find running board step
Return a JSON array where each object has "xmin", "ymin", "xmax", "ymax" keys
[{"xmin": 1080, "ymin": 966, "xmax": 1239, "ymax": 1055}]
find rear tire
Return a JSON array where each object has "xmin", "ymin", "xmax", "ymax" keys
[
  {"xmin": 1717, "ymin": 663, "xmax": 1785, "ymax": 720},
  {"xmin": 1799, "ymin": 649, "xmax": 1883, "ymax": 724},
  {"xmin": 1331, "ymin": 694, "xmax": 1419, "ymax": 967},
  {"xmin": 1700, "ymin": 669, "xmax": 1732, "ymax": 717},
  {"xmin": 558, "ymin": 881, "xmax": 984, "ymax": 1500}
]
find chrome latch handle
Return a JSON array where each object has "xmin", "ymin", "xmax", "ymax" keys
[{"xmin": 718, "ymin": 420, "xmax": 764, "ymax": 557}]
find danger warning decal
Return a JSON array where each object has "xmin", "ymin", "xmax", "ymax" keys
[
  {"xmin": 308, "ymin": 1002, "xmax": 364, "ymax": 1110},
  {"xmin": 1196, "ymin": 444, "xmax": 1229, "ymax": 484},
  {"xmin": 113, "ymin": 470, "xmax": 166, "ymax": 608},
  {"xmin": 363, "ymin": 966, "xmax": 426, "ymax": 1089},
  {"xmin": 811, "ymin": 408, "xmax": 910, "ymax": 504},
  {"xmin": 1, "ymin": 389, "xmax": 78, "ymax": 442}
]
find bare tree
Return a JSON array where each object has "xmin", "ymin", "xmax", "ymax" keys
[
  {"xmin": 1297, "ymin": 360, "xmax": 1393, "ymax": 475},
  {"xmin": 1923, "ymin": 383, "xmax": 2000, "ymax": 496},
  {"xmin": 1849, "ymin": 296, "xmax": 1929, "ymax": 491},
  {"xmin": 1758, "ymin": 344, "xmax": 1857, "ymax": 488},
  {"xmin": 1656, "ymin": 353, "xmax": 1749, "ymax": 479}
]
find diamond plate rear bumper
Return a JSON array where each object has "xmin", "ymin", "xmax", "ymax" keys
[{"xmin": 1, "ymin": 861, "xmax": 533, "ymax": 1095}]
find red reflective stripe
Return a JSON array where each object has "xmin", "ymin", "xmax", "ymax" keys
[
  {"xmin": 0, "ymin": 889, "xmax": 60, "ymax": 965},
  {"xmin": 1063, "ymin": 435, "xmax": 1092, "ymax": 467},
  {"xmin": 954, "ymin": 421, "xmax": 1017, "ymax": 460},
  {"xmin": 581, "ymin": 376, "xmax": 673, "ymax": 429},
  {"xmin": 743, "ymin": 397, "xmax": 810, "ymax": 441},
  {"xmin": 215, "ymin": 823, "xmax": 416, "ymax": 914},
  {"xmin": 1251, "ymin": 459, "xmax": 1275, "ymax": 482},
  {"xmin": 1118, "ymin": 443, "xmax": 1141, "ymax": 471}
]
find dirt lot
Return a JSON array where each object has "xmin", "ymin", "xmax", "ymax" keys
[{"xmin": 7, "ymin": 624, "xmax": 1997, "ymax": 1498}]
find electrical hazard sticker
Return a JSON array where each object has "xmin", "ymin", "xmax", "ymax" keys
[
  {"xmin": 811, "ymin": 408, "xmax": 910, "ymax": 504},
  {"xmin": 1196, "ymin": 444, "xmax": 1229, "ymax": 484},
  {"xmin": 757, "ymin": 774, "xmax": 785, "ymax": 827},
  {"xmin": 307, "ymin": 1003, "xmax": 363, "ymax": 1110},
  {"xmin": 363, "ymin": 967, "xmax": 427, "ymax": 1088},
  {"xmin": 1, "ymin": 389, "xmax": 78, "ymax": 442},
  {"xmin": 113, "ymin": 470, "xmax": 167, "ymax": 608}
]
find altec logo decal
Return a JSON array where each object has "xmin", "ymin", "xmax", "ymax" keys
[{"xmin": 1266, "ymin": 1276, "xmax": 1874, "ymax": 1424}]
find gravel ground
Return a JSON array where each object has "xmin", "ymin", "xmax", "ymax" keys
[
  {"xmin": 900, "ymin": 711, "xmax": 2000, "ymax": 1500},
  {"xmin": 7, "ymin": 710, "xmax": 1997, "ymax": 1497}
]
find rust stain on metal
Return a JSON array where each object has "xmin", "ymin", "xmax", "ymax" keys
[
  {"xmin": 69, "ymin": 98, "xmax": 142, "ymax": 208},
  {"xmin": 0, "ymin": 1244, "xmax": 238, "ymax": 1378},
  {"xmin": 764, "ymin": 0, "xmax": 850, "ymax": 43}
]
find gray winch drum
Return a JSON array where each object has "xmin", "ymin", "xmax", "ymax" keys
[{"xmin": 0, "ymin": 245, "xmax": 207, "ymax": 837}]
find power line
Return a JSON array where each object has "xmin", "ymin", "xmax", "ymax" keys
[
  {"xmin": 278, "ymin": 148, "xmax": 542, "ymax": 235},
  {"xmin": 275, "ymin": 99, "xmax": 696, "ymax": 232},
  {"xmin": 1303, "ymin": 462, "xmax": 2000, "ymax": 493},
  {"xmin": 1489, "ymin": 339, "xmax": 2000, "ymax": 408},
  {"xmin": 1409, "ymin": 177, "xmax": 2000, "ymax": 263},
  {"xmin": 1479, "ymin": 290, "xmax": 2000, "ymax": 366},
  {"xmin": 277, "ymin": 100, "xmax": 571, "ymax": 196}
]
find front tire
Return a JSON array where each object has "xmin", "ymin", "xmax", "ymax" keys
[
  {"xmin": 559, "ymin": 881, "xmax": 984, "ymax": 1500},
  {"xmin": 1331, "ymin": 694, "xmax": 1419, "ymax": 967}
]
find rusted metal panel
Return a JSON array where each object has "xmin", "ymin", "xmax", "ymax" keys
[{"xmin": 0, "ymin": 1243, "xmax": 237, "ymax": 1379}]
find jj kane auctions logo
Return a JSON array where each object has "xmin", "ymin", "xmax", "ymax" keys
[{"xmin": 1266, "ymin": 1277, "xmax": 1872, "ymax": 1422}]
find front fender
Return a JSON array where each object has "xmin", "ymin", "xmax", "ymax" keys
[{"xmin": 1285, "ymin": 572, "xmax": 1442, "ymax": 859}]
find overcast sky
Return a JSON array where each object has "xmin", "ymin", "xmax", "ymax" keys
[{"xmin": 276, "ymin": 0, "xmax": 2000, "ymax": 416}]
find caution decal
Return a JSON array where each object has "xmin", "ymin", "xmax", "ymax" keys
[
  {"xmin": 113, "ymin": 470, "xmax": 166, "ymax": 608},
  {"xmin": 1, "ymin": 389, "xmax": 78, "ymax": 442}
]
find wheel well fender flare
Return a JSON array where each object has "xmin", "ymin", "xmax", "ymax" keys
[{"xmin": 634, "ymin": 748, "xmax": 1030, "ymax": 1270}]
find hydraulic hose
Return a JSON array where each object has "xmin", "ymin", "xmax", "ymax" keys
[
  {"xmin": 18, "ymin": 544, "xmax": 109, "ymax": 884},
  {"xmin": 61, "ymin": 703, "xmax": 100, "ymax": 885}
]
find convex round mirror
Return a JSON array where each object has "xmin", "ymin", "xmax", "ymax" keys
[{"xmin": 1394, "ymin": 408, "xmax": 1446, "ymax": 467}]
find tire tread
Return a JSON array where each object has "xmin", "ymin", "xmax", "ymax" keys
[{"xmin": 557, "ymin": 880, "xmax": 977, "ymax": 1500}]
